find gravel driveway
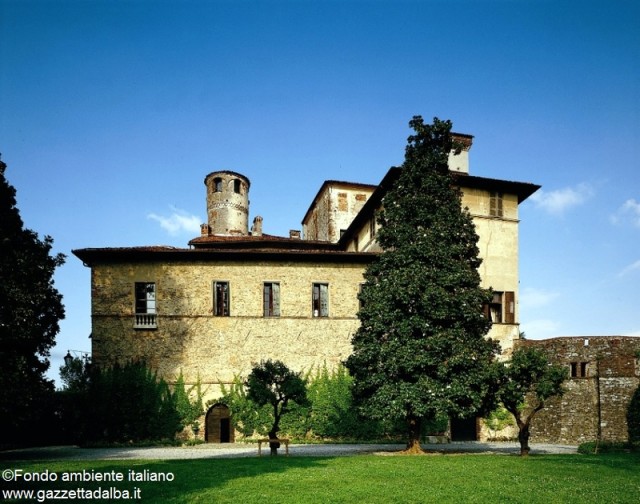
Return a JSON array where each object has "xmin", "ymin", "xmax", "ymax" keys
[{"xmin": 1, "ymin": 442, "xmax": 577, "ymax": 461}]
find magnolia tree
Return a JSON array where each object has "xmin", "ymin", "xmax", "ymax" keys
[{"xmin": 346, "ymin": 117, "xmax": 499, "ymax": 453}]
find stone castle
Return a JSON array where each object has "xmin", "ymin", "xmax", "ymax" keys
[{"xmin": 73, "ymin": 134, "xmax": 639, "ymax": 444}]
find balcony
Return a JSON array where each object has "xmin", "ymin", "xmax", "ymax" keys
[{"xmin": 134, "ymin": 313, "xmax": 157, "ymax": 329}]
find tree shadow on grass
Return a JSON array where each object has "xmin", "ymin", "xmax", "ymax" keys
[{"xmin": 0, "ymin": 452, "xmax": 330, "ymax": 503}]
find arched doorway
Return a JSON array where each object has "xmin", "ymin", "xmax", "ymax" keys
[{"xmin": 205, "ymin": 404, "xmax": 234, "ymax": 443}]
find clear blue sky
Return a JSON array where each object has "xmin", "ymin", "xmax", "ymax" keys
[{"xmin": 1, "ymin": 0, "xmax": 638, "ymax": 385}]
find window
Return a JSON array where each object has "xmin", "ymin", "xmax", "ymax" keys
[
  {"xmin": 214, "ymin": 281, "xmax": 230, "ymax": 316},
  {"xmin": 571, "ymin": 362, "xmax": 588, "ymax": 378},
  {"xmin": 483, "ymin": 291, "xmax": 515, "ymax": 324},
  {"xmin": 358, "ymin": 283, "xmax": 365, "ymax": 311},
  {"xmin": 369, "ymin": 216, "xmax": 376, "ymax": 239},
  {"xmin": 263, "ymin": 282, "xmax": 280, "ymax": 317},
  {"xmin": 134, "ymin": 282, "xmax": 157, "ymax": 329},
  {"xmin": 312, "ymin": 283, "xmax": 329, "ymax": 317},
  {"xmin": 233, "ymin": 179, "xmax": 242, "ymax": 194},
  {"xmin": 490, "ymin": 192, "xmax": 503, "ymax": 217},
  {"xmin": 213, "ymin": 177, "xmax": 223, "ymax": 192}
]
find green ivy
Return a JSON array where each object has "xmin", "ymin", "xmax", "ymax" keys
[{"xmin": 173, "ymin": 371, "xmax": 205, "ymax": 433}]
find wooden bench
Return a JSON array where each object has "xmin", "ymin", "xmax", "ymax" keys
[{"xmin": 257, "ymin": 438, "xmax": 290, "ymax": 456}]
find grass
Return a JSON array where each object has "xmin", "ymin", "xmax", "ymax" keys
[{"xmin": 2, "ymin": 453, "xmax": 640, "ymax": 503}]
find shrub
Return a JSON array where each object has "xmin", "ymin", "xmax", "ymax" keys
[
  {"xmin": 578, "ymin": 441, "xmax": 631, "ymax": 454},
  {"xmin": 84, "ymin": 361, "xmax": 181, "ymax": 444},
  {"xmin": 483, "ymin": 406, "xmax": 515, "ymax": 440},
  {"xmin": 173, "ymin": 371, "xmax": 205, "ymax": 434},
  {"xmin": 219, "ymin": 376, "xmax": 272, "ymax": 438}
]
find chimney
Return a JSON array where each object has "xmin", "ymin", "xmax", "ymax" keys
[
  {"xmin": 448, "ymin": 133, "xmax": 473, "ymax": 174},
  {"xmin": 251, "ymin": 216, "xmax": 263, "ymax": 236},
  {"xmin": 289, "ymin": 230, "xmax": 301, "ymax": 239},
  {"xmin": 200, "ymin": 223, "xmax": 210, "ymax": 237}
]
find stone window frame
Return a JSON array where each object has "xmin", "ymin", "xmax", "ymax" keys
[
  {"xmin": 570, "ymin": 361, "xmax": 589, "ymax": 378},
  {"xmin": 213, "ymin": 281, "xmax": 230, "ymax": 317},
  {"xmin": 134, "ymin": 282, "xmax": 157, "ymax": 329},
  {"xmin": 312, "ymin": 282, "xmax": 329, "ymax": 318},
  {"xmin": 263, "ymin": 282, "xmax": 281, "ymax": 317},
  {"xmin": 213, "ymin": 177, "xmax": 223, "ymax": 193}
]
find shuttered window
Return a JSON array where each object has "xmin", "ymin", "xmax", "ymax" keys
[
  {"xmin": 312, "ymin": 283, "xmax": 329, "ymax": 317},
  {"xmin": 490, "ymin": 192, "xmax": 504, "ymax": 217},
  {"xmin": 504, "ymin": 291, "xmax": 515, "ymax": 324},
  {"xmin": 483, "ymin": 291, "xmax": 515, "ymax": 324},
  {"xmin": 214, "ymin": 281, "xmax": 230, "ymax": 316},
  {"xmin": 263, "ymin": 282, "xmax": 281, "ymax": 317}
]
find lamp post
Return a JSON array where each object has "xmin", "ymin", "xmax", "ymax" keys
[{"xmin": 63, "ymin": 349, "xmax": 90, "ymax": 366}]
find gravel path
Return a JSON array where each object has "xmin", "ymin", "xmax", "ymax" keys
[{"xmin": 1, "ymin": 442, "xmax": 577, "ymax": 461}]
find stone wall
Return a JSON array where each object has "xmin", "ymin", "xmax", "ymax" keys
[
  {"xmin": 91, "ymin": 258, "xmax": 365, "ymax": 402},
  {"xmin": 523, "ymin": 337, "xmax": 640, "ymax": 444},
  {"xmin": 302, "ymin": 183, "xmax": 374, "ymax": 242}
]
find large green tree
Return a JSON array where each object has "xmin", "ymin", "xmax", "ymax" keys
[
  {"xmin": 345, "ymin": 117, "xmax": 499, "ymax": 453},
  {"xmin": 498, "ymin": 346, "xmax": 567, "ymax": 456},
  {"xmin": 0, "ymin": 158, "xmax": 65, "ymax": 446}
]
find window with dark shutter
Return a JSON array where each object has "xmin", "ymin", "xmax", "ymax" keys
[
  {"xmin": 263, "ymin": 282, "xmax": 280, "ymax": 317},
  {"xmin": 504, "ymin": 291, "xmax": 515, "ymax": 324},
  {"xmin": 214, "ymin": 281, "xmax": 230, "ymax": 316}
]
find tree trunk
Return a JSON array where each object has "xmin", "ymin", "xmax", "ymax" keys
[
  {"xmin": 403, "ymin": 415, "xmax": 425, "ymax": 454},
  {"xmin": 517, "ymin": 420, "xmax": 531, "ymax": 457},
  {"xmin": 269, "ymin": 404, "xmax": 281, "ymax": 456},
  {"xmin": 268, "ymin": 427, "xmax": 281, "ymax": 456}
]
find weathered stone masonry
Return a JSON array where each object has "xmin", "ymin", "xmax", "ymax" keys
[{"xmin": 522, "ymin": 337, "xmax": 640, "ymax": 444}]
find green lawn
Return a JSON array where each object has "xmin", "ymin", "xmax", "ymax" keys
[{"xmin": 2, "ymin": 453, "xmax": 639, "ymax": 503}]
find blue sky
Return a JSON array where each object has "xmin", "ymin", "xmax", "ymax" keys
[{"xmin": 1, "ymin": 0, "xmax": 638, "ymax": 385}]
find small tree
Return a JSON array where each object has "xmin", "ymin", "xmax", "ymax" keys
[
  {"xmin": 346, "ymin": 117, "xmax": 499, "ymax": 453},
  {"xmin": 498, "ymin": 346, "xmax": 567, "ymax": 456},
  {"xmin": 246, "ymin": 359, "xmax": 309, "ymax": 455},
  {"xmin": 59, "ymin": 354, "xmax": 92, "ymax": 393}
]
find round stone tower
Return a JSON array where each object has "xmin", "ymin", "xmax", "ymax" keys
[{"xmin": 204, "ymin": 171, "xmax": 251, "ymax": 236}]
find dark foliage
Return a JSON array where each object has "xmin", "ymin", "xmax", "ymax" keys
[
  {"xmin": 83, "ymin": 361, "xmax": 181, "ymax": 444},
  {"xmin": 345, "ymin": 117, "xmax": 499, "ymax": 452},
  {"xmin": 498, "ymin": 346, "xmax": 567, "ymax": 456},
  {"xmin": 246, "ymin": 360, "xmax": 309, "ymax": 454},
  {"xmin": 627, "ymin": 383, "xmax": 640, "ymax": 444},
  {"xmin": 0, "ymin": 158, "xmax": 65, "ymax": 446}
]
